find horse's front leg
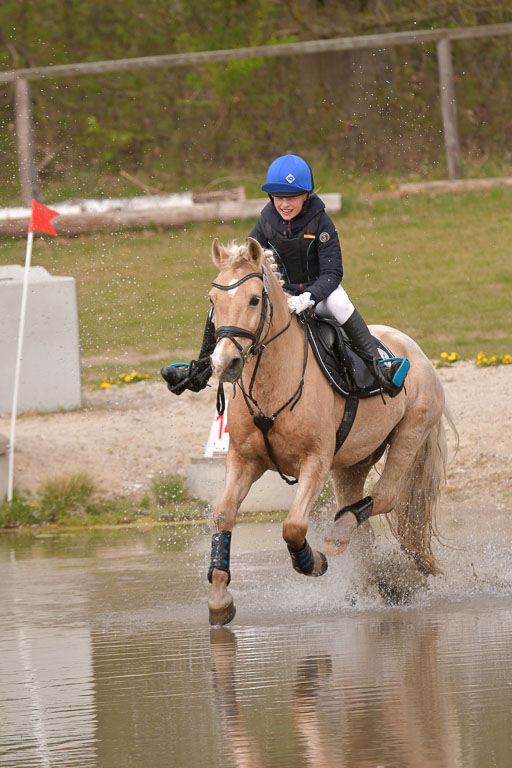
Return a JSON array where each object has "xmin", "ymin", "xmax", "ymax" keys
[
  {"xmin": 282, "ymin": 456, "xmax": 329, "ymax": 578},
  {"xmin": 208, "ymin": 451, "xmax": 264, "ymax": 626}
]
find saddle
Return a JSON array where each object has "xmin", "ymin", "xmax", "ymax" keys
[{"xmin": 304, "ymin": 315, "xmax": 395, "ymax": 399}]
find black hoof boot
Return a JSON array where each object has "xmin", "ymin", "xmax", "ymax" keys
[{"xmin": 288, "ymin": 539, "xmax": 328, "ymax": 577}]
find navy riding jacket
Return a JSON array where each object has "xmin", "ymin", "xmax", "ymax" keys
[{"xmin": 248, "ymin": 193, "xmax": 343, "ymax": 304}]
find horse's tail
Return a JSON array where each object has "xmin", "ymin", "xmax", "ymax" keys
[{"xmin": 389, "ymin": 405, "xmax": 457, "ymax": 575}]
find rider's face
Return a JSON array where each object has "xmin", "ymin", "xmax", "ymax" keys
[{"xmin": 273, "ymin": 193, "xmax": 308, "ymax": 221}]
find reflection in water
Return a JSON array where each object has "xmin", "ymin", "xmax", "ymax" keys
[
  {"xmin": 209, "ymin": 624, "xmax": 475, "ymax": 768},
  {"xmin": 1, "ymin": 527, "xmax": 512, "ymax": 767},
  {"xmin": 292, "ymin": 656, "xmax": 335, "ymax": 768},
  {"xmin": 211, "ymin": 628, "xmax": 264, "ymax": 768}
]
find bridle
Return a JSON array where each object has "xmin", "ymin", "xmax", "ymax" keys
[
  {"xmin": 211, "ymin": 270, "xmax": 273, "ymax": 358},
  {"xmin": 211, "ymin": 267, "xmax": 308, "ymax": 485}
]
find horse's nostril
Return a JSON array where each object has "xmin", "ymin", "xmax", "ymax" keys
[{"xmin": 227, "ymin": 357, "xmax": 242, "ymax": 377}]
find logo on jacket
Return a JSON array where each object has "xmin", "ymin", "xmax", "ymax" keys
[
  {"xmin": 285, "ymin": 174, "xmax": 296, "ymax": 184},
  {"xmin": 319, "ymin": 231, "xmax": 330, "ymax": 242}
]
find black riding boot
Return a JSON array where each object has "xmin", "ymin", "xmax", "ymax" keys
[
  {"xmin": 161, "ymin": 310, "xmax": 216, "ymax": 395},
  {"xmin": 342, "ymin": 308, "xmax": 405, "ymax": 397}
]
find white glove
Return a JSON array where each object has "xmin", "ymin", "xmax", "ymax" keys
[{"xmin": 287, "ymin": 292, "xmax": 315, "ymax": 315}]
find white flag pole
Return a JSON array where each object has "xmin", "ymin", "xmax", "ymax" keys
[{"xmin": 7, "ymin": 229, "xmax": 34, "ymax": 501}]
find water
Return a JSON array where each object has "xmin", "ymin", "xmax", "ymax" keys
[{"xmin": 1, "ymin": 522, "xmax": 512, "ymax": 768}]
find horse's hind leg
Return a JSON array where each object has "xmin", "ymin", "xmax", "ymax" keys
[
  {"xmin": 323, "ymin": 457, "xmax": 376, "ymax": 556},
  {"xmin": 208, "ymin": 452, "xmax": 264, "ymax": 626},
  {"xmin": 326, "ymin": 414, "xmax": 445, "ymax": 575}
]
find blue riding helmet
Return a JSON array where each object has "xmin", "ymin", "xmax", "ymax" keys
[{"xmin": 262, "ymin": 154, "xmax": 314, "ymax": 197}]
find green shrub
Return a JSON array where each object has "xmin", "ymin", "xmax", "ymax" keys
[
  {"xmin": 151, "ymin": 474, "xmax": 207, "ymax": 521},
  {"xmin": 0, "ymin": 490, "xmax": 38, "ymax": 528},
  {"xmin": 37, "ymin": 471, "xmax": 96, "ymax": 522},
  {"xmin": 151, "ymin": 474, "xmax": 189, "ymax": 506}
]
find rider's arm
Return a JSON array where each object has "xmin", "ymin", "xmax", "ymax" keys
[{"xmin": 306, "ymin": 214, "xmax": 344, "ymax": 304}]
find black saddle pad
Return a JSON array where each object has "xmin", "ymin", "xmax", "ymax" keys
[{"xmin": 304, "ymin": 316, "xmax": 394, "ymax": 399}]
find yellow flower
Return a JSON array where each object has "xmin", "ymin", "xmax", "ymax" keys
[{"xmin": 440, "ymin": 352, "xmax": 448, "ymax": 359}]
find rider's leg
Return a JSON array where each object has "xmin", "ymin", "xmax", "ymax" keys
[
  {"xmin": 160, "ymin": 309, "xmax": 216, "ymax": 395},
  {"xmin": 315, "ymin": 286, "xmax": 406, "ymax": 397}
]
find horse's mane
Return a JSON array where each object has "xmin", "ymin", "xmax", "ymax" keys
[{"xmin": 218, "ymin": 240, "xmax": 285, "ymax": 286}]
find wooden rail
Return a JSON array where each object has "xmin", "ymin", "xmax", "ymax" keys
[
  {"xmin": 2, "ymin": 22, "xmax": 512, "ymax": 203},
  {"xmin": 1, "ymin": 23, "xmax": 511, "ymax": 83}
]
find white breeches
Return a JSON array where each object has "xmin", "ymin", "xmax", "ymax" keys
[{"xmin": 315, "ymin": 285, "xmax": 355, "ymax": 325}]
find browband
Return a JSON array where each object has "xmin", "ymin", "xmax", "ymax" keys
[{"xmin": 211, "ymin": 272, "xmax": 264, "ymax": 291}]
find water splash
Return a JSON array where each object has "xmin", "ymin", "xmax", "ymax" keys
[{"xmin": 219, "ymin": 519, "xmax": 512, "ymax": 624}]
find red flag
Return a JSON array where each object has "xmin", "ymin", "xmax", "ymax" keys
[{"xmin": 28, "ymin": 199, "xmax": 59, "ymax": 236}]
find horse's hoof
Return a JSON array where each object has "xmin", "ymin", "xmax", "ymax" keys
[
  {"xmin": 209, "ymin": 601, "xmax": 236, "ymax": 626},
  {"xmin": 312, "ymin": 551, "xmax": 328, "ymax": 577},
  {"xmin": 322, "ymin": 511, "xmax": 358, "ymax": 556},
  {"xmin": 322, "ymin": 538, "xmax": 348, "ymax": 557}
]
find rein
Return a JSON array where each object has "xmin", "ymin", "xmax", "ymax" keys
[{"xmin": 211, "ymin": 268, "xmax": 307, "ymax": 485}]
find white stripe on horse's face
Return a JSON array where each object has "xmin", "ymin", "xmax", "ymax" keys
[
  {"xmin": 211, "ymin": 338, "xmax": 230, "ymax": 377},
  {"xmin": 211, "ymin": 336, "xmax": 244, "ymax": 382},
  {"xmin": 227, "ymin": 278, "xmax": 239, "ymax": 297}
]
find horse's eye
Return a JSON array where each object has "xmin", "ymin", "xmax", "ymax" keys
[{"xmin": 249, "ymin": 296, "xmax": 260, "ymax": 307}]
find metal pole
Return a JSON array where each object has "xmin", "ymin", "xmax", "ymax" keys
[
  {"xmin": 437, "ymin": 37, "xmax": 462, "ymax": 180},
  {"xmin": 15, "ymin": 79, "xmax": 40, "ymax": 205},
  {"xmin": 8, "ymin": 231, "xmax": 34, "ymax": 501}
]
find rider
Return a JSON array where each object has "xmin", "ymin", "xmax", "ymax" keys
[{"xmin": 161, "ymin": 154, "xmax": 406, "ymax": 397}]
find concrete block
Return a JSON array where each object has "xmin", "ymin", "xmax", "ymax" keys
[
  {"xmin": 0, "ymin": 265, "xmax": 81, "ymax": 414},
  {"xmin": 187, "ymin": 456, "xmax": 296, "ymax": 512},
  {"xmin": 0, "ymin": 433, "xmax": 7, "ymax": 500}
]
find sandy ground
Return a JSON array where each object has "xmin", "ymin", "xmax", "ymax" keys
[{"xmin": 1, "ymin": 363, "xmax": 511, "ymax": 530}]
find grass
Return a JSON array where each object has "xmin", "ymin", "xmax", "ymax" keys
[
  {"xmin": 1, "ymin": 174, "xmax": 511, "ymax": 376},
  {"xmin": 0, "ymin": 472, "xmax": 209, "ymax": 530},
  {"xmin": 2, "ymin": 166, "xmax": 510, "ymax": 530},
  {"xmin": 0, "ymin": 471, "xmax": 288, "ymax": 531}
]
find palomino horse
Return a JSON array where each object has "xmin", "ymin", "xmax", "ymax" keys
[{"xmin": 207, "ymin": 237, "xmax": 449, "ymax": 625}]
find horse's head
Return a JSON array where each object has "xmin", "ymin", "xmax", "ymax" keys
[{"xmin": 209, "ymin": 237, "xmax": 282, "ymax": 383}]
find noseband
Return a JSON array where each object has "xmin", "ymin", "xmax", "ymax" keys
[{"xmin": 211, "ymin": 270, "xmax": 273, "ymax": 357}]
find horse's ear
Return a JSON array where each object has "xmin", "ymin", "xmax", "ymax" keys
[
  {"xmin": 246, "ymin": 237, "xmax": 263, "ymax": 267},
  {"xmin": 211, "ymin": 237, "xmax": 227, "ymax": 268}
]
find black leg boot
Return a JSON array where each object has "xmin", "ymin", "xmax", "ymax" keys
[
  {"xmin": 161, "ymin": 310, "xmax": 216, "ymax": 395},
  {"xmin": 342, "ymin": 309, "xmax": 406, "ymax": 397}
]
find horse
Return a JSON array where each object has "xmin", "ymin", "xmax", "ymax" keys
[{"xmin": 206, "ymin": 237, "xmax": 451, "ymax": 625}]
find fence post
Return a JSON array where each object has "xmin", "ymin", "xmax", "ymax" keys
[
  {"xmin": 437, "ymin": 37, "xmax": 462, "ymax": 180},
  {"xmin": 15, "ymin": 78, "xmax": 41, "ymax": 205}
]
